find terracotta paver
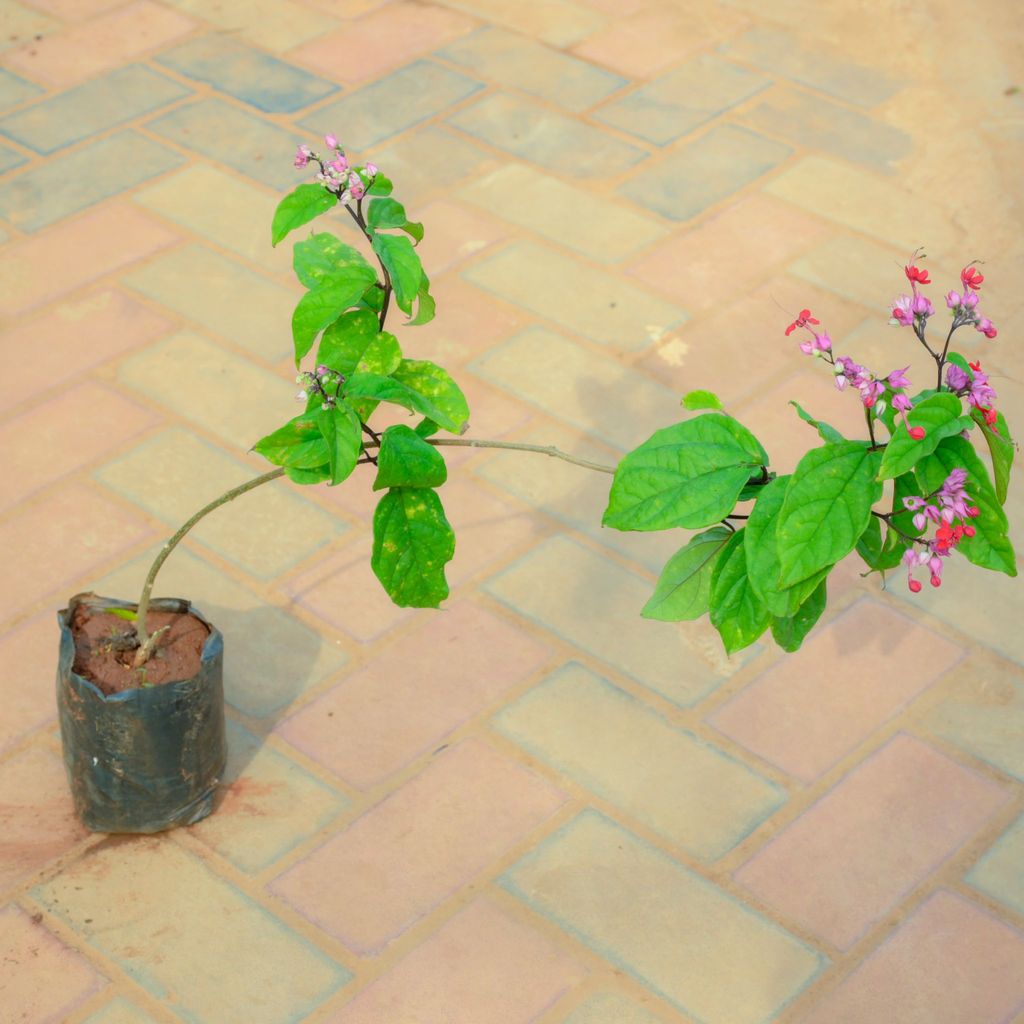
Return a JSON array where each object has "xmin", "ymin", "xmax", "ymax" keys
[{"xmin": 0, "ymin": 1, "xmax": 1021, "ymax": 1020}]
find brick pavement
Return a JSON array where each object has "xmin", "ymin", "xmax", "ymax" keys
[{"xmin": 1, "ymin": 1, "xmax": 1022, "ymax": 1021}]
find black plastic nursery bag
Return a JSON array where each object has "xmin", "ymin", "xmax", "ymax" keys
[{"xmin": 57, "ymin": 593, "xmax": 227, "ymax": 834}]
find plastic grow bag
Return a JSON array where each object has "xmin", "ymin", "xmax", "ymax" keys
[{"xmin": 57, "ymin": 593, "xmax": 227, "ymax": 834}]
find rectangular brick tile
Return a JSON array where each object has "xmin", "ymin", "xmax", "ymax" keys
[
  {"xmin": 710, "ymin": 599, "xmax": 963, "ymax": 781},
  {"xmin": 496, "ymin": 664, "xmax": 785, "ymax": 860},
  {"xmin": 440, "ymin": 0, "xmax": 604, "ymax": 46},
  {"xmin": 451, "ymin": 92, "xmax": 647, "ymax": 178},
  {"xmin": 93, "ymin": 546, "xmax": 348, "ymax": 718},
  {"xmin": 330, "ymin": 898, "xmax": 585, "ymax": 1023},
  {"xmin": 157, "ymin": 34, "xmax": 337, "ymax": 113},
  {"xmin": 168, "ymin": 0, "xmax": 338, "ymax": 51},
  {"xmin": 564, "ymin": 992, "xmax": 668, "ymax": 1024},
  {"xmin": 292, "ymin": 2, "xmax": 475, "ymax": 84},
  {"xmin": 627, "ymin": 193, "xmax": 829, "ymax": 311},
  {"xmin": 922, "ymin": 650, "xmax": 1024, "ymax": 781},
  {"xmin": 462, "ymin": 164, "xmax": 666, "ymax": 263},
  {"xmin": 0, "ymin": 906, "xmax": 105, "ymax": 1021},
  {"xmin": 0, "ymin": 130, "xmax": 184, "ymax": 232},
  {"xmin": 440, "ymin": 26, "xmax": 626, "ymax": 113},
  {"xmin": 596, "ymin": 55, "xmax": 769, "ymax": 146},
  {"xmin": 367, "ymin": 123, "xmax": 500, "ymax": 206},
  {"xmin": 0, "ymin": 68, "xmax": 42, "ymax": 107},
  {"xmin": 0, "ymin": 613, "xmax": 59, "ymax": 754},
  {"xmin": 3, "ymin": 1, "xmax": 195, "ymax": 87},
  {"xmin": 415, "ymin": 198, "xmax": 508, "ymax": 276},
  {"xmin": 83, "ymin": 996, "xmax": 156, "ymax": 1024},
  {"xmin": 503, "ymin": 811, "xmax": 822, "ymax": 1024},
  {"xmin": 0, "ymin": 484, "xmax": 153, "ymax": 623},
  {"xmin": 0, "ymin": 382, "xmax": 158, "ymax": 513},
  {"xmin": 720, "ymin": 26, "xmax": 903, "ymax": 107},
  {"xmin": 189, "ymin": 720, "xmax": 350, "ymax": 873},
  {"xmin": 740, "ymin": 87, "xmax": 912, "ymax": 174},
  {"xmin": 123, "ymin": 243, "xmax": 298, "ymax": 363},
  {"xmin": 799, "ymin": 891, "xmax": 1024, "ymax": 1023},
  {"xmin": 133, "ymin": 164, "xmax": 292, "ymax": 279},
  {"xmin": 269, "ymin": 738, "xmax": 566, "ymax": 953},
  {"xmin": 147, "ymin": 98, "xmax": 302, "ymax": 192},
  {"xmin": 0, "ymin": 65, "xmax": 188, "ymax": 155},
  {"xmin": 0, "ymin": 290, "xmax": 170, "ymax": 415},
  {"xmin": 32, "ymin": 838, "xmax": 349, "ymax": 1022},
  {"xmin": 298, "ymin": 60, "xmax": 482, "ymax": 151},
  {"xmin": 464, "ymin": 242, "xmax": 687, "ymax": 351},
  {"xmin": 619, "ymin": 124, "xmax": 792, "ymax": 222},
  {"xmin": 572, "ymin": 6, "xmax": 745, "ymax": 78},
  {"xmin": 95, "ymin": 427, "xmax": 341, "ymax": 579},
  {"xmin": 967, "ymin": 813, "xmax": 1024, "ymax": 917},
  {"xmin": 277, "ymin": 600, "xmax": 552, "ymax": 788},
  {"xmin": 0, "ymin": 745, "xmax": 90, "ymax": 892},
  {"xmin": 117, "ymin": 331, "xmax": 291, "ymax": 451},
  {"xmin": 0, "ymin": 4, "xmax": 58, "ymax": 53},
  {"xmin": 0, "ymin": 202, "xmax": 178, "ymax": 317},
  {"xmin": 736, "ymin": 734, "xmax": 1010, "ymax": 949},
  {"xmin": 484, "ymin": 536, "xmax": 752, "ymax": 707},
  {"xmin": 470, "ymin": 326, "xmax": 679, "ymax": 448},
  {"xmin": 765, "ymin": 155, "xmax": 958, "ymax": 252}
]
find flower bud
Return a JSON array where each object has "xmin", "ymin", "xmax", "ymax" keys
[
  {"xmin": 908, "ymin": 578, "xmax": 922, "ymax": 593},
  {"xmin": 909, "ymin": 426, "xmax": 926, "ymax": 440},
  {"xmin": 325, "ymin": 134, "xmax": 338, "ymax": 148}
]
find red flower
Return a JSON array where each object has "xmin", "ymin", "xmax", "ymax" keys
[
  {"xmin": 908, "ymin": 426, "xmax": 926, "ymax": 440},
  {"xmin": 983, "ymin": 406, "xmax": 998, "ymax": 427},
  {"xmin": 905, "ymin": 265, "xmax": 930, "ymax": 285},
  {"xmin": 961, "ymin": 265, "xmax": 984, "ymax": 290},
  {"xmin": 970, "ymin": 360, "xmax": 982, "ymax": 372},
  {"xmin": 784, "ymin": 308, "xmax": 820, "ymax": 336}
]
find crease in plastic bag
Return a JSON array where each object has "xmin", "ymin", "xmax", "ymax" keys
[{"xmin": 57, "ymin": 593, "xmax": 227, "ymax": 834}]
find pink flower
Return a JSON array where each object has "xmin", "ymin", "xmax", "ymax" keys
[
  {"xmin": 890, "ymin": 295, "xmax": 915, "ymax": 326},
  {"xmin": 799, "ymin": 331, "xmax": 832, "ymax": 356},
  {"xmin": 945, "ymin": 290, "xmax": 962, "ymax": 309},
  {"xmin": 911, "ymin": 293, "xmax": 934, "ymax": 317},
  {"xmin": 324, "ymin": 134, "xmax": 338, "ymax": 148},
  {"xmin": 294, "ymin": 144, "xmax": 311, "ymax": 168},
  {"xmin": 975, "ymin": 316, "xmax": 997, "ymax": 338},
  {"xmin": 365, "ymin": 162, "xmax": 378, "ymax": 176},
  {"xmin": 330, "ymin": 155, "xmax": 348, "ymax": 174},
  {"xmin": 888, "ymin": 366, "xmax": 912, "ymax": 389}
]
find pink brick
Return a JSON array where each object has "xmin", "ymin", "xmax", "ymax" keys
[
  {"xmin": 277, "ymin": 601, "xmax": 552, "ymax": 789},
  {"xmin": 0, "ymin": 382, "xmax": 158, "ymax": 514},
  {"xmin": 628, "ymin": 194, "xmax": 830, "ymax": 312},
  {"xmin": 0, "ymin": 289, "xmax": 172, "ymax": 415},
  {"xmin": 0, "ymin": 906, "xmax": 105, "ymax": 1020},
  {"xmin": 710, "ymin": 600, "xmax": 963, "ymax": 781},
  {"xmin": 269, "ymin": 738, "xmax": 566, "ymax": 953},
  {"xmin": 0, "ymin": 746, "xmax": 90, "ymax": 892},
  {"xmin": 800, "ymin": 891, "xmax": 1024, "ymax": 1023},
  {"xmin": 289, "ymin": 1, "xmax": 475, "ymax": 84},
  {"xmin": 0, "ymin": 203, "xmax": 178, "ymax": 316},
  {"xmin": 4, "ymin": 1, "xmax": 196, "ymax": 86},
  {"xmin": 328, "ymin": 898, "xmax": 585, "ymax": 1023},
  {"xmin": 736, "ymin": 734, "xmax": 1009, "ymax": 949},
  {"xmin": 0, "ymin": 483, "xmax": 152, "ymax": 623},
  {"xmin": 416, "ymin": 199, "xmax": 508, "ymax": 277},
  {"xmin": 0, "ymin": 613, "xmax": 59, "ymax": 755}
]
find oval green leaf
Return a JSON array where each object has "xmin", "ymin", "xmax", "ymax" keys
[
  {"xmin": 272, "ymin": 184, "xmax": 337, "ymax": 247},
  {"xmin": 770, "ymin": 578, "xmax": 827, "ymax": 653},
  {"xmin": 877, "ymin": 392, "xmax": 968, "ymax": 480},
  {"xmin": 709, "ymin": 528, "xmax": 771, "ymax": 655},
  {"xmin": 293, "ymin": 232, "xmax": 375, "ymax": 289},
  {"xmin": 252, "ymin": 414, "xmax": 329, "ymax": 469},
  {"xmin": 641, "ymin": 526, "xmax": 732, "ymax": 622},
  {"xmin": 374, "ymin": 424, "xmax": 447, "ymax": 491}
]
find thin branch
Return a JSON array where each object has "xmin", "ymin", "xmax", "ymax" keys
[{"xmin": 424, "ymin": 437, "xmax": 616, "ymax": 474}]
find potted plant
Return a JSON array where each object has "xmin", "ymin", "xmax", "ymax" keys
[{"xmin": 59, "ymin": 137, "xmax": 1017, "ymax": 833}]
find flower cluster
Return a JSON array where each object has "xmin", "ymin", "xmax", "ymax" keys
[
  {"xmin": 295, "ymin": 365, "xmax": 345, "ymax": 411},
  {"xmin": 890, "ymin": 258, "xmax": 934, "ymax": 327},
  {"xmin": 901, "ymin": 469, "xmax": 979, "ymax": 590},
  {"xmin": 294, "ymin": 134, "xmax": 378, "ymax": 204},
  {"xmin": 892, "ymin": 257, "xmax": 997, "ymax": 338},
  {"xmin": 946, "ymin": 359, "xmax": 999, "ymax": 428}
]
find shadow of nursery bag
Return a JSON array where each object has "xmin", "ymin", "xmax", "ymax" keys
[{"xmin": 56, "ymin": 592, "xmax": 227, "ymax": 833}]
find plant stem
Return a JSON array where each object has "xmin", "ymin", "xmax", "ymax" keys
[
  {"xmin": 426, "ymin": 438, "xmax": 616, "ymax": 474},
  {"xmin": 935, "ymin": 319, "xmax": 958, "ymax": 390},
  {"xmin": 132, "ymin": 467, "xmax": 286, "ymax": 666},
  {"xmin": 864, "ymin": 405, "xmax": 877, "ymax": 446}
]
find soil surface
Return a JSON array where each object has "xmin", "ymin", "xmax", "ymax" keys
[{"xmin": 71, "ymin": 604, "xmax": 210, "ymax": 696}]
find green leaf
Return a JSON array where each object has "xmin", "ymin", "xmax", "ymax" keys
[
  {"xmin": 252, "ymin": 414, "xmax": 329, "ymax": 469},
  {"xmin": 372, "ymin": 487, "xmax": 455, "ymax": 607},
  {"xmin": 292, "ymin": 269, "xmax": 377, "ymax": 365},
  {"xmin": 642, "ymin": 526, "xmax": 731, "ymax": 621},
  {"xmin": 682, "ymin": 389, "xmax": 723, "ymax": 411},
  {"xmin": 914, "ymin": 437, "xmax": 1016, "ymax": 576},
  {"xmin": 391, "ymin": 359, "xmax": 469, "ymax": 434},
  {"xmin": 414, "ymin": 418, "xmax": 440, "ymax": 439},
  {"xmin": 318, "ymin": 309, "xmax": 401, "ymax": 376},
  {"xmin": 317, "ymin": 402, "xmax": 363, "ymax": 485},
  {"xmin": 603, "ymin": 414, "xmax": 767, "ymax": 533},
  {"xmin": 406, "ymin": 274, "xmax": 436, "ymax": 326},
  {"xmin": 945, "ymin": 351, "xmax": 974, "ymax": 380},
  {"xmin": 771, "ymin": 578, "xmax": 827, "ymax": 652},
  {"xmin": 367, "ymin": 198, "xmax": 408, "ymax": 230},
  {"xmin": 744, "ymin": 475, "xmax": 828, "ymax": 616},
  {"xmin": 709, "ymin": 529, "xmax": 771, "ymax": 654},
  {"xmin": 777, "ymin": 442, "xmax": 883, "ymax": 586},
  {"xmin": 877, "ymin": 393, "xmax": 970, "ymax": 480},
  {"xmin": 272, "ymin": 184, "xmax": 337, "ymax": 247},
  {"xmin": 790, "ymin": 400, "xmax": 846, "ymax": 443},
  {"xmin": 854, "ymin": 514, "xmax": 903, "ymax": 571},
  {"xmin": 367, "ymin": 172, "xmax": 393, "ymax": 197},
  {"xmin": 293, "ymin": 231, "xmax": 375, "ymax": 289},
  {"xmin": 972, "ymin": 408, "xmax": 1014, "ymax": 504},
  {"xmin": 374, "ymin": 424, "xmax": 447, "ymax": 491},
  {"xmin": 285, "ymin": 464, "xmax": 331, "ymax": 485},
  {"xmin": 372, "ymin": 233, "xmax": 422, "ymax": 314},
  {"xmin": 105, "ymin": 607, "xmax": 137, "ymax": 622}
]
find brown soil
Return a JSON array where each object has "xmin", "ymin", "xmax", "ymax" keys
[{"xmin": 71, "ymin": 604, "xmax": 210, "ymax": 696}]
